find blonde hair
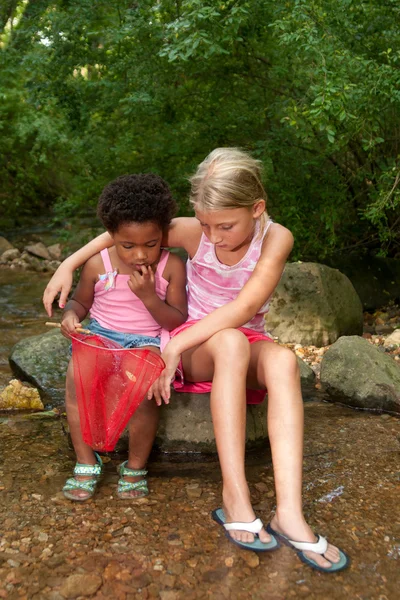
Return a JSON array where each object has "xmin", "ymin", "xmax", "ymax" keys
[{"xmin": 189, "ymin": 147, "xmax": 269, "ymax": 230}]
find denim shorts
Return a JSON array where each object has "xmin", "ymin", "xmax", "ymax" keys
[
  {"xmin": 69, "ymin": 318, "xmax": 161, "ymax": 355},
  {"xmin": 86, "ymin": 319, "xmax": 161, "ymax": 349}
]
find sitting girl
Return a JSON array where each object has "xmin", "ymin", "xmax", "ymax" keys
[
  {"xmin": 45, "ymin": 149, "xmax": 348, "ymax": 572},
  {"xmin": 60, "ymin": 173, "xmax": 187, "ymax": 501}
]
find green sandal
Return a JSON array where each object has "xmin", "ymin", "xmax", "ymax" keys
[
  {"xmin": 63, "ymin": 452, "xmax": 103, "ymax": 502},
  {"xmin": 117, "ymin": 461, "xmax": 148, "ymax": 499}
]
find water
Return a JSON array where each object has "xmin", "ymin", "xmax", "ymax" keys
[
  {"xmin": 0, "ymin": 270, "xmax": 53, "ymax": 387},
  {"xmin": 0, "ymin": 269, "xmax": 399, "ymax": 598}
]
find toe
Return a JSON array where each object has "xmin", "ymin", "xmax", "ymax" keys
[
  {"xmin": 231, "ymin": 530, "xmax": 254, "ymax": 544},
  {"xmin": 304, "ymin": 550, "xmax": 333, "ymax": 569},
  {"xmin": 324, "ymin": 544, "xmax": 341, "ymax": 563},
  {"xmin": 258, "ymin": 528, "xmax": 272, "ymax": 544}
]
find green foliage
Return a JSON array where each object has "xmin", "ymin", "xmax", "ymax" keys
[{"xmin": 1, "ymin": 0, "xmax": 399, "ymax": 258}]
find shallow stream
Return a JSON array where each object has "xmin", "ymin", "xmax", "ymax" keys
[{"xmin": 0, "ymin": 269, "xmax": 399, "ymax": 599}]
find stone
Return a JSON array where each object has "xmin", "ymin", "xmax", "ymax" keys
[
  {"xmin": 0, "ymin": 236, "xmax": 14, "ymax": 255},
  {"xmin": 265, "ymin": 262, "xmax": 363, "ymax": 346},
  {"xmin": 9, "ymin": 329, "xmax": 313, "ymax": 451},
  {"xmin": 185, "ymin": 484, "xmax": 202, "ymax": 499},
  {"xmin": 1, "ymin": 248, "xmax": 21, "ymax": 262},
  {"xmin": 0, "ymin": 379, "xmax": 44, "ymax": 410},
  {"xmin": 19, "ymin": 252, "xmax": 45, "ymax": 271},
  {"xmin": 320, "ymin": 336, "xmax": 400, "ymax": 414},
  {"xmin": 9, "ymin": 330, "xmax": 70, "ymax": 406},
  {"xmin": 384, "ymin": 329, "xmax": 400, "ymax": 347},
  {"xmin": 25, "ymin": 242, "xmax": 51, "ymax": 260},
  {"xmin": 59, "ymin": 573, "xmax": 102, "ymax": 598},
  {"xmin": 47, "ymin": 244, "xmax": 62, "ymax": 260}
]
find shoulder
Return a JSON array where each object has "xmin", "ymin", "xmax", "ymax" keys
[
  {"xmin": 162, "ymin": 251, "xmax": 186, "ymax": 282},
  {"xmin": 81, "ymin": 252, "xmax": 104, "ymax": 279},
  {"xmin": 261, "ymin": 222, "xmax": 294, "ymax": 258},
  {"xmin": 166, "ymin": 217, "xmax": 202, "ymax": 256}
]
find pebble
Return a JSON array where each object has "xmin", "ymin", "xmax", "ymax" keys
[
  {"xmin": 239, "ymin": 550, "xmax": 259, "ymax": 568},
  {"xmin": 185, "ymin": 484, "xmax": 202, "ymax": 499},
  {"xmin": 59, "ymin": 573, "xmax": 102, "ymax": 598}
]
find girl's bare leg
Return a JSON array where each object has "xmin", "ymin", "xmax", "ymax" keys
[
  {"xmin": 121, "ymin": 346, "xmax": 160, "ymax": 498},
  {"xmin": 181, "ymin": 329, "xmax": 273, "ymax": 545},
  {"xmin": 65, "ymin": 360, "xmax": 98, "ymax": 499},
  {"xmin": 247, "ymin": 341, "xmax": 342, "ymax": 568}
]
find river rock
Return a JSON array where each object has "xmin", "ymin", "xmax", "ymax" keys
[
  {"xmin": 47, "ymin": 243, "xmax": 62, "ymax": 260},
  {"xmin": 19, "ymin": 252, "xmax": 46, "ymax": 271},
  {"xmin": 9, "ymin": 329, "xmax": 70, "ymax": 405},
  {"xmin": 0, "ymin": 236, "xmax": 14, "ymax": 255},
  {"xmin": 265, "ymin": 262, "xmax": 363, "ymax": 347},
  {"xmin": 59, "ymin": 573, "xmax": 102, "ymax": 598},
  {"xmin": 25, "ymin": 242, "xmax": 51, "ymax": 260},
  {"xmin": 9, "ymin": 329, "xmax": 314, "ymax": 452},
  {"xmin": 320, "ymin": 336, "xmax": 400, "ymax": 414},
  {"xmin": 383, "ymin": 329, "xmax": 400, "ymax": 348},
  {"xmin": 0, "ymin": 379, "xmax": 44, "ymax": 410},
  {"xmin": 1, "ymin": 248, "xmax": 21, "ymax": 262}
]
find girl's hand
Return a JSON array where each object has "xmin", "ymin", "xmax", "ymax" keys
[
  {"xmin": 159, "ymin": 345, "xmax": 181, "ymax": 403},
  {"xmin": 128, "ymin": 266, "xmax": 156, "ymax": 302},
  {"xmin": 43, "ymin": 267, "xmax": 74, "ymax": 316},
  {"xmin": 146, "ymin": 378, "xmax": 164, "ymax": 406},
  {"xmin": 61, "ymin": 310, "xmax": 82, "ymax": 339}
]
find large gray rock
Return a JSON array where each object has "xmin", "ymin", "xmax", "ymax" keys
[
  {"xmin": 154, "ymin": 392, "xmax": 268, "ymax": 453},
  {"xmin": 9, "ymin": 329, "xmax": 70, "ymax": 405},
  {"xmin": 9, "ymin": 330, "xmax": 315, "ymax": 452},
  {"xmin": 265, "ymin": 262, "xmax": 363, "ymax": 347},
  {"xmin": 320, "ymin": 336, "xmax": 400, "ymax": 414}
]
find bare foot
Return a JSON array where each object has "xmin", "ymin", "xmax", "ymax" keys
[
  {"xmin": 222, "ymin": 490, "xmax": 272, "ymax": 545},
  {"xmin": 270, "ymin": 513, "xmax": 342, "ymax": 569}
]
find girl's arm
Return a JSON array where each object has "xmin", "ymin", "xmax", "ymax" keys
[
  {"xmin": 43, "ymin": 219, "xmax": 200, "ymax": 317},
  {"xmin": 159, "ymin": 223, "xmax": 294, "ymax": 400},
  {"xmin": 60, "ymin": 258, "xmax": 97, "ymax": 337},
  {"xmin": 128, "ymin": 254, "xmax": 187, "ymax": 330},
  {"xmin": 43, "ymin": 232, "xmax": 113, "ymax": 316}
]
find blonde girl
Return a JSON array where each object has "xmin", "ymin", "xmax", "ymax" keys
[{"xmin": 44, "ymin": 149, "xmax": 348, "ymax": 572}]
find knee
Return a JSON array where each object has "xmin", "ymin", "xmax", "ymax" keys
[
  {"xmin": 210, "ymin": 329, "xmax": 250, "ymax": 361},
  {"xmin": 275, "ymin": 347, "xmax": 300, "ymax": 380}
]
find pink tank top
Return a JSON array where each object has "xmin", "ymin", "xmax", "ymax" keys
[
  {"xmin": 90, "ymin": 248, "xmax": 170, "ymax": 337},
  {"xmin": 186, "ymin": 220, "xmax": 273, "ymax": 333}
]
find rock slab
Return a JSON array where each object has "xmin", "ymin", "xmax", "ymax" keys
[
  {"xmin": 320, "ymin": 336, "xmax": 400, "ymax": 414},
  {"xmin": 9, "ymin": 329, "xmax": 70, "ymax": 405},
  {"xmin": 9, "ymin": 330, "xmax": 315, "ymax": 451},
  {"xmin": 265, "ymin": 262, "xmax": 363, "ymax": 346}
]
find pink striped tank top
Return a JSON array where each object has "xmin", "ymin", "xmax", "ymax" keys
[
  {"xmin": 90, "ymin": 248, "xmax": 170, "ymax": 337},
  {"xmin": 186, "ymin": 220, "xmax": 273, "ymax": 333}
]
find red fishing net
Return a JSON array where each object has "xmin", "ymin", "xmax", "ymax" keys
[{"xmin": 71, "ymin": 333, "xmax": 165, "ymax": 451}]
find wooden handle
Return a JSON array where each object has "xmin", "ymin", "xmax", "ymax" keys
[{"xmin": 45, "ymin": 322, "xmax": 91, "ymax": 335}]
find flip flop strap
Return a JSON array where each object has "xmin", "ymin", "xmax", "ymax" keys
[
  {"xmin": 289, "ymin": 535, "xmax": 328, "ymax": 554},
  {"xmin": 224, "ymin": 518, "xmax": 264, "ymax": 534}
]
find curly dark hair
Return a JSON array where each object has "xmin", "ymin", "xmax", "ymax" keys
[{"xmin": 97, "ymin": 173, "xmax": 177, "ymax": 233}]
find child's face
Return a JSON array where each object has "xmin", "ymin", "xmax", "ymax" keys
[
  {"xmin": 195, "ymin": 204, "xmax": 264, "ymax": 252},
  {"xmin": 111, "ymin": 221, "xmax": 163, "ymax": 271}
]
